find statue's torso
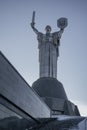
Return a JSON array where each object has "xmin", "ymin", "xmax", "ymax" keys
[
  {"xmin": 43, "ymin": 33, "xmax": 53, "ymax": 42},
  {"xmin": 37, "ymin": 32, "xmax": 60, "ymax": 48}
]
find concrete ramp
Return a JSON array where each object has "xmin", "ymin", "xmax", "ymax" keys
[{"xmin": 0, "ymin": 52, "xmax": 50, "ymax": 120}]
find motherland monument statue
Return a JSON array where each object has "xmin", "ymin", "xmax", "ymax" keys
[{"xmin": 31, "ymin": 11, "xmax": 68, "ymax": 78}]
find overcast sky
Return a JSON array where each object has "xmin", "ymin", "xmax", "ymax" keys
[{"xmin": 0, "ymin": 0, "xmax": 87, "ymax": 116}]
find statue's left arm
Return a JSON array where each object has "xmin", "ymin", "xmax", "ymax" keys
[
  {"xmin": 57, "ymin": 17, "xmax": 68, "ymax": 39},
  {"xmin": 57, "ymin": 28, "xmax": 64, "ymax": 39},
  {"xmin": 53, "ymin": 28, "xmax": 64, "ymax": 46}
]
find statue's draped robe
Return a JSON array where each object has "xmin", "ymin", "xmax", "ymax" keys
[{"xmin": 37, "ymin": 32, "xmax": 60, "ymax": 78}]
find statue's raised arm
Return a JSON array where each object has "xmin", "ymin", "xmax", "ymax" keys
[
  {"xmin": 52, "ymin": 17, "xmax": 68, "ymax": 47},
  {"xmin": 31, "ymin": 11, "xmax": 38, "ymax": 34},
  {"xmin": 57, "ymin": 17, "xmax": 68, "ymax": 39}
]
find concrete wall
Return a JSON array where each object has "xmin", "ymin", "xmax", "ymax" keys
[{"xmin": 0, "ymin": 52, "xmax": 50, "ymax": 119}]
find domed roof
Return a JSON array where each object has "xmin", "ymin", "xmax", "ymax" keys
[{"xmin": 32, "ymin": 77, "xmax": 68, "ymax": 100}]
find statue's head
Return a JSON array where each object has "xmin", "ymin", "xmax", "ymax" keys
[{"xmin": 45, "ymin": 25, "xmax": 51, "ymax": 33}]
